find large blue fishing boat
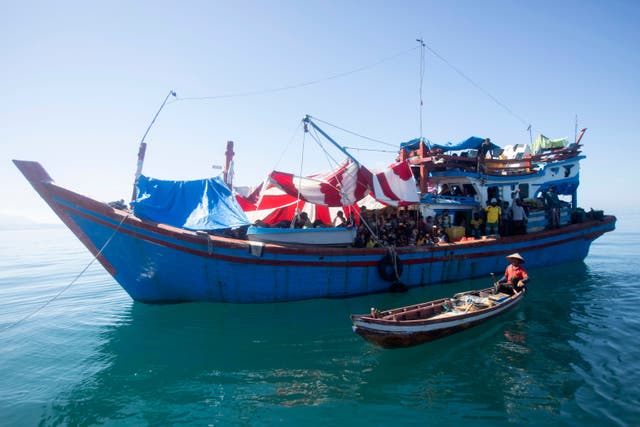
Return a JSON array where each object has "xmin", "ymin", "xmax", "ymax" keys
[{"xmin": 13, "ymin": 117, "xmax": 615, "ymax": 303}]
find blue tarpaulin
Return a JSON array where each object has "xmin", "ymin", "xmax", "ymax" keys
[
  {"xmin": 132, "ymin": 175, "xmax": 250, "ymax": 231},
  {"xmin": 400, "ymin": 136, "xmax": 500, "ymax": 153},
  {"xmin": 535, "ymin": 177, "xmax": 580, "ymax": 197}
]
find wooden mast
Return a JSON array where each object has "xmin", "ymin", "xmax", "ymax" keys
[{"xmin": 223, "ymin": 140, "xmax": 234, "ymax": 189}]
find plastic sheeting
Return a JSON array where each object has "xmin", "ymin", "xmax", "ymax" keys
[
  {"xmin": 266, "ymin": 159, "xmax": 419, "ymax": 207},
  {"xmin": 400, "ymin": 136, "xmax": 499, "ymax": 153},
  {"xmin": 133, "ymin": 175, "xmax": 250, "ymax": 231},
  {"xmin": 535, "ymin": 177, "xmax": 580, "ymax": 197},
  {"xmin": 531, "ymin": 135, "xmax": 568, "ymax": 155},
  {"xmin": 236, "ymin": 159, "xmax": 418, "ymax": 226}
]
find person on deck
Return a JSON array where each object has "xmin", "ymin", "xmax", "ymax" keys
[
  {"xmin": 511, "ymin": 198, "xmax": 528, "ymax": 235},
  {"xmin": 436, "ymin": 227, "xmax": 449, "ymax": 244},
  {"xmin": 500, "ymin": 201, "xmax": 511, "ymax": 236},
  {"xmin": 470, "ymin": 212, "xmax": 483, "ymax": 239},
  {"xmin": 333, "ymin": 211, "xmax": 347, "ymax": 227},
  {"xmin": 292, "ymin": 211, "xmax": 312, "ymax": 229},
  {"xmin": 545, "ymin": 185, "xmax": 561, "ymax": 229},
  {"xmin": 477, "ymin": 138, "xmax": 493, "ymax": 173},
  {"xmin": 485, "ymin": 198, "xmax": 501, "ymax": 236},
  {"xmin": 365, "ymin": 235, "xmax": 377, "ymax": 248},
  {"xmin": 312, "ymin": 219, "xmax": 326, "ymax": 228},
  {"xmin": 441, "ymin": 209, "xmax": 453, "ymax": 228},
  {"xmin": 346, "ymin": 211, "xmax": 357, "ymax": 228},
  {"xmin": 424, "ymin": 215, "xmax": 434, "ymax": 230},
  {"xmin": 359, "ymin": 206, "xmax": 371, "ymax": 230},
  {"xmin": 478, "ymin": 138, "xmax": 493, "ymax": 159},
  {"xmin": 496, "ymin": 253, "xmax": 529, "ymax": 295},
  {"xmin": 353, "ymin": 231, "xmax": 366, "ymax": 248}
]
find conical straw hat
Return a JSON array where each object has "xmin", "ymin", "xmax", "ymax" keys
[{"xmin": 506, "ymin": 253, "xmax": 525, "ymax": 263}]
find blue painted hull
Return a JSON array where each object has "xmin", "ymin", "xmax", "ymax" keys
[{"xmin": 15, "ymin": 161, "xmax": 616, "ymax": 303}]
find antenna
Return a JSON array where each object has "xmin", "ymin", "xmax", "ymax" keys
[{"xmin": 416, "ymin": 38, "xmax": 426, "ymax": 148}]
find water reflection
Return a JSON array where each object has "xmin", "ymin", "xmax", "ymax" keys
[
  {"xmin": 36, "ymin": 261, "xmax": 634, "ymax": 426},
  {"xmin": 41, "ymin": 297, "xmax": 376, "ymax": 424}
]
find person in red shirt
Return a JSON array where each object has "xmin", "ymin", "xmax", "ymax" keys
[{"xmin": 496, "ymin": 253, "xmax": 528, "ymax": 295}]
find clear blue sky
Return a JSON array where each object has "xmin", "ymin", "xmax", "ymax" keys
[{"xmin": 3, "ymin": 0, "xmax": 639, "ymax": 223}]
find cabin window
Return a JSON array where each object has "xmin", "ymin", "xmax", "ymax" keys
[
  {"xmin": 449, "ymin": 184, "xmax": 464, "ymax": 196},
  {"xmin": 462, "ymin": 184, "xmax": 476, "ymax": 197},
  {"xmin": 518, "ymin": 183, "xmax": 529, "ymax": 199},
  {"xmin": 487, "ymin": 186, "xmax": 500, "ymax": 201},
  {"xmin": 439, "ymin": 184, "xmax": 451, "ymax": 195},
  {"xmin": 563, "ymin": 165, "xmax": 574, "ymax": 177},
  {"xmin": 440, "ymin": 183, "xmax": 470, "ymax": 197}
]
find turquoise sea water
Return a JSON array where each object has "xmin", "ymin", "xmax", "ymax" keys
[{"xmin": 0, "ymin": 214, "xmax": 638, "ymax": 426}]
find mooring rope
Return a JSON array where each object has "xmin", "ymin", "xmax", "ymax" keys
[
  {"xmin": 387, "ymin": 246, "xmax": 402, "ymax": 282},
  {"xmin": 2, "ymin": 214, "xmax": 130, "ymax": 332}
]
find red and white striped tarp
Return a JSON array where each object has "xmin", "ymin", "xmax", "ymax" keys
[{"xmin": 238, "ymin": 159, "xmax": 419, "ymax": 226}]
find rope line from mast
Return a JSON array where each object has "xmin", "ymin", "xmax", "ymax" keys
[
  {"xmin": 307, "ymin": 116, "xmax": 396, "ymax": 148},
  {"xmin": 417, "ymin": 38, "xmax": 426, "ymax": 147},
  {"xmin": 2, "ymin": 214, "xmax": 131, "ymax": 333},
  {"xmin": 174, "ymin": 46, "xmax": 419, "ymax": 102},
  {"xmin": 306, "ymin": 126, "xmax": 343, "ymax": 171},
  {"xmin": 424, "ymin": 43, "xmax": 540, "ymax": 134}
]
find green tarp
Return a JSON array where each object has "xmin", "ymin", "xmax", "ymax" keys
[{"xmin": 531, "ymin": 134, "xmax": 568, "ymax": 155}]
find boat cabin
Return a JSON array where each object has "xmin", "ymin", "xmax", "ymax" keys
[{"xmin": 398, "ymin": 132, "xmax": 587, "ymax": 239}]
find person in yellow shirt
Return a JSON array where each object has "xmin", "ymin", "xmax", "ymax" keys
[
  {"xmin": 470, "ymin": 212, "xmax": 483, "ymax": 238},
  {"xmin": 485, "ymin": 198, "xmax": 501, "ymax": 235}
]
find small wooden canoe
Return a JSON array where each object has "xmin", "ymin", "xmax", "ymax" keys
[{"xmin": 350, "ymin": 287, "xmax": 524, "ymax": 348}]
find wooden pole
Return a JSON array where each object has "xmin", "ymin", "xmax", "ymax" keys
[{"xmin": 130, "ymin": 90, "xmax": 176, "ymax": 203}]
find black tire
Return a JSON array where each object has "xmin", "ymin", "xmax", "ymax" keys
[{"xmin": 377, "ymin": 253, "xmax": 403, "ymax": 282}]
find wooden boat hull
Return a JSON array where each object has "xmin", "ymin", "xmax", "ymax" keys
[
  {"xmin": 14, "ymin": 160, "xmax": 616, "ymax": 303},
  {"xmin": 351, "ymin": 289, "xmax": 524, "ymax": 348}
]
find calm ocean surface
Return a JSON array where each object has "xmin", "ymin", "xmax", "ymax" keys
[{"xmin": 0, "ymin": 212, "xmax": 638, "ymax": 427}]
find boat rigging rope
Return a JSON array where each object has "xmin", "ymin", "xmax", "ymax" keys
[
  {"xmin": 292, "ymin": 130, "xmax": 307, "ymax": 226},
  {"xmin": 2, "ymin": 214, "xmax": 131, "ymax": 332},
  {"xmin": 307, "ymin": 116, "xmax": 396, "ymax": 148},
  {"xmin": 163, "ymin": 42, "xmax": 538, "ymax": 138},
  {"xmin": 423, "ymin": 43, "xmax": 540, "ymax": 135},
  {"xmin": 303, "ymin": 124, "xmax": 388, "ymax": 243},
  {"xmin": 342, "ymin": 146, "xmax": 397, "ymax": 154},
  {"xmin": 306, "ymin": 126, "xmax": 342, "ymax": 170},
  {"xmin": 255, "ymin": 121, "xmax": 304, "ymax": 212},
  {"xmin": 172, "ymin": 46, "xmax": 419, "ymax": 102}
]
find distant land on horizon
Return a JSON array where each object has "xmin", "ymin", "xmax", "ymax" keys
[{"xmin": 0, "ymin": 213, "xmax": 61, "ymax": 229}]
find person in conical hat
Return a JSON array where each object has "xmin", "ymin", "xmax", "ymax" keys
[
  {"xmin": 496, "ymin": 253, "xmax": 528, "ymax": 295},
  {"xmin": 506, "ymin": 253, "xmax": 525, "ymax": 263}
]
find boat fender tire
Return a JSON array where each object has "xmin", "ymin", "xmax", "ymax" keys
[
  {"xmin": 389, "ymin": 281, "xmax": 408, "ymax": 293},
  {"xmin": 378, "ymin": 253, "xmax": 403, "ymax": 282}
]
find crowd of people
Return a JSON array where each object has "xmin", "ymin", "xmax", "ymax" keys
[
  {"xmin": 473, "ymin": 197, "xmax": 531, "ymax": 237},
  {"xmin": 350, "ymin": 207, "xmax": 452, "ymax": 248},
  {"xmin": 283, "ymin": 206, "xmax": 454, "ymax": 247},
  {"xmin": 348, "ymin": 198, "xmax": 536, "ymax": 248},
  {"xmin": 256, "ymin": 186, "xmax": 565, "ymax": 247},
  {"xmin": 281, "ymin": 201, "xmax": 529, "ymax": 248}
]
